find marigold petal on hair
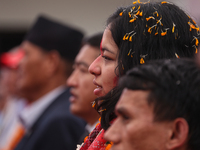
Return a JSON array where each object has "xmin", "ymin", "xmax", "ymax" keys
[
  {"xmin": 140, "ymin": 58, "xmax": 145, "ymax": 64},
  {"xmin": 130, "ymin": 18, "xmax": 137, "ymax": 23},
  {"xmin": 172, "ymin": 23, "xmax": 176, "ymax": 33},
  {"xmin": 161, "ymin": 1, "xmax": 167, "ymax": 4},
  {"xmin": 188, "ymin": 21, "xmax": 199, "ymax": 31},
  {"xmin": 148, "ymin": 27, "xmax": 152, "ymax": 34},
  {"xmin": 196, "ymin": 27, "xmax": 199, "ymax": 32},
  {"xmin": 161, "ymin": 31, "xmax": 167, "ymax": 36},
  {"xmin": 122, "ymin": 64, "xmax": 124, "ymax": 70},
  {"xmin": 192, "ymin": 19, "xmax": 197, "ymax": 25},
  {"xmin": 195, "ymin": 38, "xmax": 199, "ymax": 46},
  {"xmin": 175, "ymin": 32, "xmax": 178, "ymax": 39},
  {"xmin": 128, "ymin": 49, "xmax": 131, "ymax": 56},
  {"xmin": 129, "ymin": 36, "xmax": 133, "ymax": 42},
  {"xmin": 153, "ymin": 11, "xmax": 159, "ymax": 17},
  {"xmin": 123, "ymin": 34, "xmax": 127, "ymax": 40},
  {"xmin": 136, "ymin": 10, "xmax": 140, "ymax": 16},
  {"xmin": 92, "ymin": 101, "xmax": 96, "ymax": 108},
  {"xmin": 175, "ymin": 53, "xmax": 180, "ymax": 58},
  {"xmin": 129, "ymin": 12, "xmax": 132, "ymax": 17},
  {"xmin": 98, "ymin": 109, "xmax": 106, "ymax": 112},
  {"xmin": 133, "ymin": 1, "xmax": 137, "ymax": 4},
  {"xmin": 195, "ymin": 48, "xmax": 198, "ymax": 54},
  {"xmin": 146, "ymin": 16, "xmax": 155, "ymax": 21},
  {"xmin": 131, "ymin": 51, "xmax": 135, "ymax": 57}
]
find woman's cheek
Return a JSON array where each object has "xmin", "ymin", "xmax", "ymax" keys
[{"xmin": 113, "ymin": 76, "xmax": 118, "ymax": 87}]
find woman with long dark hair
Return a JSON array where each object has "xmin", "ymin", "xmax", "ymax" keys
[{"xmin": 78, "ymin": 1, "xmax": 199, "ymax": 149}]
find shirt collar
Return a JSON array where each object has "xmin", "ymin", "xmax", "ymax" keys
[
  {"xmin": 85, "ymin": 120, "xmax": 100, "ymax": 133},
  {"xmin": 19, "ymin": 86, "xmax": 66, "ymax": 131}
]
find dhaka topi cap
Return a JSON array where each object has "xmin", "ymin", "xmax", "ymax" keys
[{"xmin": 24, "ymin": 15, "xmax": 84, "ymax": 60}]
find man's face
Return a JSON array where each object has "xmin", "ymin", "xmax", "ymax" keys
[
  {"xmin": 104, "ymin": 89, "xmax": 171, "ymax": 150},
  {"xmin": 67, "ymin": 45, "xmax": 99, "ymax": 119},
  {"xmin": 17, "ymin": 41, "xmax": 51, "ymax": 98}
]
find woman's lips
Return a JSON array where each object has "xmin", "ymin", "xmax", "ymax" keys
[
  {"xmin": 93, "ymin": 80, "xmax": 103, "ymax": 96},
  {"xmin": 94, "ymin": 86, "xmax": 103, "ymax": 96}
]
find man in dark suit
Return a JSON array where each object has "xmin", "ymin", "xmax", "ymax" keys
[{"xmin": 8, "ymin": 15, "xmax": 86, "ymax": 150}]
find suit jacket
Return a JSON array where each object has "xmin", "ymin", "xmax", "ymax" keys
[{"xmin": 15, "ymin": 88, "xmax": 86, "ymax": 150}]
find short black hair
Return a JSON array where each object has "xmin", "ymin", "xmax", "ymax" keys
[
  {"xmin": 118, "ymin": 58, "xmax": 200, "ymax": 150},
  {"xmin": 82, "ymin": 32, "xmax": 103, "ymax": 49}
]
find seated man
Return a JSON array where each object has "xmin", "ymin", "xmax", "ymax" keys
[{"xmin": 104, "ymin": 58, "xmax": 200, "ymax": 150}]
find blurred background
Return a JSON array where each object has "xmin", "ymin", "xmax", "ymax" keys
[{"xmin": 0, "ymin": 0, "xmax": 199, "ymax": 53}]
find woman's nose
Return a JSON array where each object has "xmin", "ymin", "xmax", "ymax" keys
[{"xmin": 88, "ymin": 56, "xmax": 101, "ymax": 76}]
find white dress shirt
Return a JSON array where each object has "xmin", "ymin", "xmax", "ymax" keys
[{"xmin": 19, "ymin": 86, "xmax": 66, "ymax": 132}]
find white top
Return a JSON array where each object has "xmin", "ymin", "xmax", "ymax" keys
[
  {"xmin": 19, "ymin": 86, "xmax": 66, "ymax": 132},
  {"xmin": 85, "ymin": 120, "xmax": 99, "ymax": 133}
]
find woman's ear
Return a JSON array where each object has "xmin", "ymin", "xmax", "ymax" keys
[{"xmin": 166, "ymin": 118, "xmax": 189, "ymax": 150}]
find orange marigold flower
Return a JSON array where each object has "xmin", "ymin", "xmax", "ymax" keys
[
  {"xmin": 95, "ymin": 123, "xmax": 100, "ymax": 127},
  {"xmin": 84, "ymin": 136, "xmax": 88, "ymax": 142}
]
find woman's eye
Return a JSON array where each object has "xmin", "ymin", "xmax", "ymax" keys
[
  {"xmin": 122, "ymin": 115, "xmax": 129, "ymax": 120},
  {"xmin": 102, "ymin": 55, "xmax": 112, "ymax": 61}
]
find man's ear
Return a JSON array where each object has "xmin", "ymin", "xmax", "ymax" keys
[
  {"xmin": 166, "ymin": 118, "xmax": 189, "ymax": 149},
  {"xmin": 46, "ymin": 50, "xmax": 61, "ymax": 73}
]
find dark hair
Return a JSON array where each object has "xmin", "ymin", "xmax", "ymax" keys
[
  {"xmin": 94, "ymin": 1, "xmax": 200, "ymax": 130},
  {"xmin": 108, "ymin": 2, "xmax": 199, "ymax": 76},
  {"xmin": 82, "ymin": 32, "xmax": 103, "ymax": 49},
  {"xmin": 118, "ymin": 58, "xmax": 200, "ymax": 150}
]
